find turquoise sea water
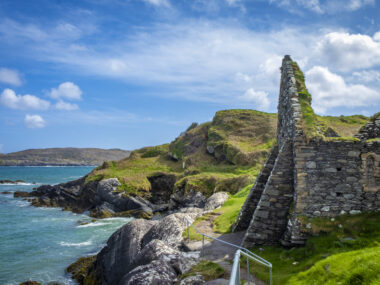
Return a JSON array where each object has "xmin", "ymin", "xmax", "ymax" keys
[{"xmin": 0, "ymin": 166, "xmax": 133, "ymax": 285}]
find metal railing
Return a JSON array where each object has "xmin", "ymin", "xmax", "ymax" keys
[{"xmin": 184, "ymin": 217, "xmax": 272, "ymax": 285}]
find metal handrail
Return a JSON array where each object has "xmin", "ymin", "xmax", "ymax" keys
[{"xmin": 184, "ymin": 217, "xmax": 272, "ymax": 285}]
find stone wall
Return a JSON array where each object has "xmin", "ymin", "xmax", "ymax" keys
[
  {"xmin": 237, "ymin": 55, "xmax": 380, "ymax": 247},
  {"xmin": 356, "ymin": 114, "xmax": 380, "ymax": 140}
]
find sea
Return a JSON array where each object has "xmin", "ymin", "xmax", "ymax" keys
[{"xmin": 0, "ymin": 166, "xmax": 133, "ymax": 285}]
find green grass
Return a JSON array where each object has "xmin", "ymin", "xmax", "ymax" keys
[
  {"xmin": 180, "ymin": 260, "xmax": 226, "ymax": 281},
  {"xmin": 367, "ymin": 138, "xmax": 380, "ymax": 142},
  {"xmin": 287, "ymin": 246, "xmax": 380, "ymax": 285},
  {"xmin": 324, "ymin": 137, "xmax": 361, "ymax": 142},
  {"xmin": 213, "ymin": 183, "xmax": 254, "ymax": 234},
  {"xmin": 248, "ymin": 212, "xmax": 380, "ymax": 284}
]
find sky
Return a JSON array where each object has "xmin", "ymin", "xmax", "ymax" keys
[{"xmin": 0, "ymin": 0, "xmax": 379, "ymax": 153}]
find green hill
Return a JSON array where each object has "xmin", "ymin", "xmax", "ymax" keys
[{"xmin": 0, "ymin": 148, "xmax": 130, "ymax": 166}]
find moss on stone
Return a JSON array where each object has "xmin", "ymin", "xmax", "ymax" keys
[
  {"xmin": 66, "ymin": 256, "xmax": 97, "ymax": 284},
  {"xmin": 180, "ymin": 260, "xmax": 226, "ymax": 281}
]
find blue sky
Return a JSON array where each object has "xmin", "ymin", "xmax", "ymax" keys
[{"xmin": 0, "ymin": 0, "xmax": 379, "ymax": 153}]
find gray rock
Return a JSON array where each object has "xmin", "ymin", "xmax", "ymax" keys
[
  {"xmin": 142, "ymin": 213, "xmax": 197, "ymax": 248},
  {"xmin": 180, "ymin": 275, "xmax": 205, "ymax": 285},
  {"xmin": 119, "ymin": 259, "xmax": 178, "ymax": 285},
  {"xmin": 92, "ymin": 219, "xmax": 157, "ymax": 284},
  {"xmin": 306, "ymin": 161, "xmax": 316, "ymax": 169},
  {"xmin": 170, "ymin": 190, "xmax": 207, "ymax": 209},
  {"xmin": 206, "ymin": 145, "xmax": 215, "ymax": 154},
  {"xmin": 204, "ymin": 192, "xmax": 229, "ymax": 211}
]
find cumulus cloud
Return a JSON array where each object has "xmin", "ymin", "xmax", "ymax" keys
[
  {"xmin": 55, "ymin": 100, "xmax": 79, "ymax": 110},
  {"xmin": 239, "ymin": 88, "xmax": 270, "ymax": 110},
  {"xmin": 305, "ymin": 66, "xmax": 380, "ymax": 113},
  {"xmin": 0, "ymin": 88, "xmax": 50, "ymax": 110},
  {"xmin": 49, "ymin": 82, "xmax": 82, "ymax": 100},
  {"xmin": 24, "ymin": 114, "xmax": 46, "ymax": 128},
  {"xmin": 0, "ymin": 68, "xmax": 22, "ymax": 86},
  {"xmin": 317, "ymin": 31, "xmax": 380, "ymax": 71}
]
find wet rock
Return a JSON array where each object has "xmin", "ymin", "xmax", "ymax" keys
[
  {"xmin": 14, "ymin": 191, "xmax": 32, "ymax": 198},
  {"xmin": 1, "ymin": 191, "xmax": 12, "ymax": 194}
]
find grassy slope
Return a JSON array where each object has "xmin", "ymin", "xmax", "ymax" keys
[
  {"xmin": 87, "ymin": 109, "xmax": 277, "ymax": 198},
  {"xmin": 247, "ymin": 201, "xmax": 380, "ymax": 284}
]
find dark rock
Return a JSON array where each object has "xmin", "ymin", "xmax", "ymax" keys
[
  {"xmin": 90, "ymin": 219, "xmax": 157, "ymax": 284},
  {"xmin": 19, "ymin": 282, "xmax": 41, "ymax": 285},
  {"xmin": 14, "ymin": 191, "xmax": 32, "ymax": 198},
  {"xmin": 170, "ymin": 190, "xmax": 207, "ymax": 209},
  {"xmin": 148, "ymin": 173, "xmax": 177, "ymax": 204},
  {"xmin": 1, "ymin": 191, "xmax": 12, "ymax": 194},
  {"xmin": 0, "ymin": 179, "xmax": 25, "ymax": 184}
]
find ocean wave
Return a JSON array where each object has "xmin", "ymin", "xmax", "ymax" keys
[
  {"xmin": 59, "ymin": 241, "xmax": 92, "ymax": 247},
  {"xmin": 77, "ymin": 222, "xmax": 107, "ymax": 228},
  {"xmin": 101, "ymin": 217, "xmax": 133, "ymax": 222}
]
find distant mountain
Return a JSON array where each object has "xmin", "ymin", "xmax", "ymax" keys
[{"xmin": 0, "ymin": 148, "xmax": 131, "ymax": 166}]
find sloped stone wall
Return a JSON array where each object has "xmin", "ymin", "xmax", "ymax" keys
[
  {"xmin": 237, "ymin": 55, "xmax": 380, "ymax": 247},
  {"xmin": 242, "ymin": 140, "xmax": 294, "ymax": 246},
  {"xmin": 233, "ymin": 146, "xmax": 279, "ymax": 232}
]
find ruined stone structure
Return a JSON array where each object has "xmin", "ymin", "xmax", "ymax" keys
[{"xmin": 234, "ymin": 55, "xmax": 380, "ymax": 247}]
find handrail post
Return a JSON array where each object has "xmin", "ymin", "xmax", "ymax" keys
[
  {"xmin": 270, "ymin": 266, "xmax": 272, "ymax": 285},
  {"xmin": 247, "ymin": 257, "xmax": 250, "ymax": 285},
  {"xmin": 202, "ymin": 235, "xmax": 205, "ymax": 257}
]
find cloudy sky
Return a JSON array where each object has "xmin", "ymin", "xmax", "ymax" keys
[{"xmin": 0, "ymin": 0, "xmax": 379, "ymax": 153}]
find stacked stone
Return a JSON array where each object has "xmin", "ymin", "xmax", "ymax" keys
[
  {"xmin": 242, "ymin": 141, "xmax": 294, "ymax": 246},
  {"xmin": 232, "ymin": 146, "xmax": 279, "ymax": 232},
  {"xmin": 356, "ymin": 114, "xmax": 380, "ymax": 140}
]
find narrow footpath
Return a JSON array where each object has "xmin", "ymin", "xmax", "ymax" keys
[{"xmin": 184, "ymin": 213, "xmax": 267, "ymax": 285}]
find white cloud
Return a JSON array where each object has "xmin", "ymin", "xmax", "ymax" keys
[
  {"xmin": 55, "ymin": 100, "xmax": 79, "ymax": 110},
  {"xmin": 142, "ymin": 0, "xmax": 170, "ymax": 6},
  {"xmin": 374, "ymin": 31, "xmax": 380, "ymax": 41},
  {"xmin": 351, "ymin": 70, "xmax": 380, "ymax": 83},
  {"xmin": 24, "ymin": 114, "xmax": 46, "ymax": 128},
  {"xmin": 317, "ymin": 32, "xmax": 380, "ymax": 71},
  {"xmin": 0, "ymin": 68, "xmax": 22, "ymax": 86},
  {"xmin": 306, "ymin": 66, "xmax": 380, "ymax": 113},
  {"xmin": 0, "ymin": 88, "xmax": 50, "ymax": 110},
  {"xmin": 239, "ymin": 88, "xmax": 270, "ymax": 110},
  {"xmin": 269, "ymin": 0, "xmax": 374, "ymax": 13},
  {"xmin": 49, "ymin": 82, "xmax": 82, "ymax": 100},
  {"xmin": 226, "ymin": 0, "xmax": 241, "ymax": 5}
]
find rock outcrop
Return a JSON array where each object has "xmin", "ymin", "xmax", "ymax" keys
[
  {"xmin": 82, "ymin": 212, "xmax": 200, "ymax": 285},
  {"xmin": 26, "ymin": 177, "xmax": 153, "ymax": 218}
]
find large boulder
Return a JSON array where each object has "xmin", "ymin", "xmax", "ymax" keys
[
  {"xmin": 142, "ymin": 213, "xmax": 198, "ymax": 248},
  {"xmin": 204, "ymin": 192, "xmax": 229, "ymax": 211},
  {"xmin": 91, "ymin": 219, "xmax": 157, "ymax": 284},
  {"xmin": 170, "ymin": 190, "xmax": 207, "ymax": 209},
  {"xmin": 119, "ymin": 259, "xmax": 178, "ymax": 285}
]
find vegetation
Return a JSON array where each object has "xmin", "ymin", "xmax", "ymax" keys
[
  {"xmin": 247, "ymin": 212, "xmax": 380, "ymax": 284},
  {"xmin": 66, "ymin": 256, "xmax": 97, "ymax": 284},
  {"xmin": 87, "ymin": 110, "xmax": 277, "ymax": 198},
  {"xmin": 180, "ymin": 260, "xmax": 226, "ymax": 281}
]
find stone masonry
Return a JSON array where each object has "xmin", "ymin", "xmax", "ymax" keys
[{"xmin": 235, "ymin": 55, "xmax": 380, "ymax": 247}]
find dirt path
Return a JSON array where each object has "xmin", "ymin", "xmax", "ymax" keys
[{"xmin": 184, "ymin": 217, "xmax": 267, "ymax": 285}]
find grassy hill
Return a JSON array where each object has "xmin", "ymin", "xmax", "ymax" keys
[
  {"xmin": 86, "ymin": 109, "xmax": 278, "ymax": 199},
  {"xmin": 0, "ymin": 148, "xmax": 130, "ymax": 166}
]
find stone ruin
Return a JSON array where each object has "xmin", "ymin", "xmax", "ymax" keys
[{"xmin": 233, "ymin": 55, "xmax": 380, "ymax": 247}]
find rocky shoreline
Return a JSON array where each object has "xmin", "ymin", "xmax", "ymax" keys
[{"xmin": 16, "ymin": 177, "xmax": 229, "ymax": 284}]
